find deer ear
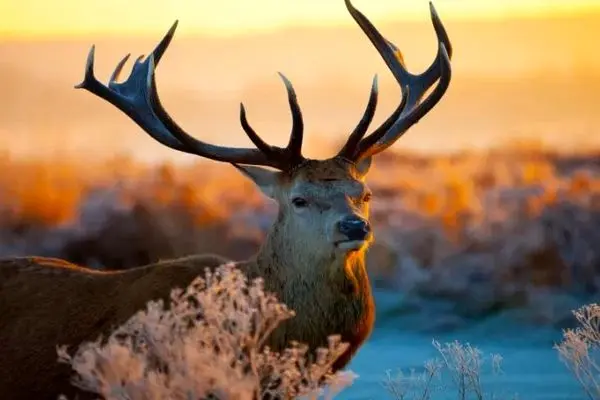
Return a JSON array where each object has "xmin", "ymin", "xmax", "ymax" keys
[
  {"xmin": 355, "ymin": 156, "xmax": 372, "ymax": 176},
  {"xmin": 231, "ymin": 164, "xmax": 278, "ymax": 199}
]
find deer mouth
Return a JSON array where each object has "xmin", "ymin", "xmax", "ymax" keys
[{"xmin": 335, "ymin": 239, "xmax": 368, "ymax": 251}]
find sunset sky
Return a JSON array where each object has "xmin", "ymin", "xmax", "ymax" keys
[{"xmin": 1, "ymin": 0, "xmax": 599, "ymax": 37}]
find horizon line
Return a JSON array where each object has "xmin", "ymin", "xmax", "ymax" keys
[{"xmin": 1, "ymin": 4, "xmax": 598, "ymax": 41}]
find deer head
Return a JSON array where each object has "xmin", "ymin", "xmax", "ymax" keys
[{"xmin": 74, "ymin": 0, "xmax": 452, "ymax": 264}]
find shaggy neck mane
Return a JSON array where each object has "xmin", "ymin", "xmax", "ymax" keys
[
  {"xmin": 249, "ymin": 217, "xmax": 375, "ymax": 371},
  {"xmin": 254, "ymin": 224, "xmax": 371, "ymax": 298}
]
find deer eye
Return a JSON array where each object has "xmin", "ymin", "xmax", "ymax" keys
[
  {"xmin": 363, "ymin": 193, "xmax": 372, "ymax": 203},
  {"xmin": 292, "ymin": 197, "xmax": 309, "ymax": 208}
]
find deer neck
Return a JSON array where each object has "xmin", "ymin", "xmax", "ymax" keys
[
  {"xmin": 253, "ymin": 228, "xmax": 371, "ymax": 298},
  {"xmin": 246, "ymin": 223, "xmax": 375, "ymax": 367}
]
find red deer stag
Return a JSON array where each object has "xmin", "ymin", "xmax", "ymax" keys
[{"xmin": 0, "ymin": 1, "xmax": 452, "ymax": 398}]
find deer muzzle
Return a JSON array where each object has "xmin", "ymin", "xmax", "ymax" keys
[{"xmin": 337, "ymin": 216, "xmax": 371, "ymax": 243}]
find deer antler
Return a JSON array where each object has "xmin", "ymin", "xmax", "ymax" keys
[
  {"xmin": 76, "ymin": 1, "xmax": 451, "ymax": 169},
  {"xmin": 338, "ymin": 0, "xmax": 453, "ymax": 162},
  {"xmin": 75, "ymin": 22, "xmax": 305, "ymax": 170}
]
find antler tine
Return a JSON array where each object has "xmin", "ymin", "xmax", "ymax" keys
[
  {"xmin": 278, "ymin": 72, "xmax": 305, "ymax": 165},
  {"xmin": 151, "ymin": 20, "xmax": 179, "ymax": 65},
  {"xmin": 421, "ymin": 2, "xmax": 453, "ymax": 86},
  {"xmin": 339, "ymin": 0, "xmax": 452, "ymax": 161},
  {"xmin": 351, "ymin": 82, "xmax": 409, "ymax": 153},
  {"xmin": 343, "ymin": 0, "xmax": 412, "ymax": 89},
  {"xmin": 75, "ymin": 21, "xmax": 299, "ymax": 169},
  {"xmin": 239, "ymin": 103, "xmax": 275, "ymax": 155},
  {"xmin": 235, "ymin": 72, "xmax": 307, "ymax": 169},
  {"xmin": 108, "ymin": 53, "xmax": 131, "ymax": 84},
  {"xmin": 337, "ymin": 75, "xmax": 379, "ymax": 158}
]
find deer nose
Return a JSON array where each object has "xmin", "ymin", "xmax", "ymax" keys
[{"xmin": 338, "ymin": 216, "xmax": 371, "ymax": 241}]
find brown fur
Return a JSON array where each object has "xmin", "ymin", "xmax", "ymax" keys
[{"xmin": 0, "ymin": 158, "xmax": 376, "ymax": 400}]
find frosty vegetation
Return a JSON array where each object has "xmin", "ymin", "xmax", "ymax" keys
[
  {"xmin": 382, "ymin": 340, "xmax": 505, "ymax": 400},
  {"xmin": 55, "ymin": 265, "xmax": 600, "ymax": 400},
  {"xmin": 57, "ymin": 264, "xmax": 357, "ymax": 400},
  {"xmin": 381, "ymin": 303, "xmax": 600, "ymax": 400},
  {"xmin": 555, "ymin": 303, "xmax": 600, "ymax": 400}
]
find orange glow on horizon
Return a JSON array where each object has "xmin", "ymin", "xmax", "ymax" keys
[{"xmin": 1, "ymin": 0, "xmax": 599, "ymax": 38}]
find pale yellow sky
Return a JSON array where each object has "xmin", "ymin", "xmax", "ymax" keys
[{"xmin": 1, "ymin": 0, "xmax": 599, "ymax": 38}]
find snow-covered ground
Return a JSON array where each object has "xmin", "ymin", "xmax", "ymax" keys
[
  {"xmin": 343, "ymin": 293, "xmax": 586, "ymax": 400},
  {"xmin": 346, "ymin": 330, "xmax": 583, "ymax": 400}
]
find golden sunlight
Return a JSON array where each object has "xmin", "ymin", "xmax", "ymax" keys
[{"xmin": 1, "ymin": 0, "xmax": 599, "ymax": 38}]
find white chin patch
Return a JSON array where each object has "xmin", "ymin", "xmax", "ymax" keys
[{"xmin": 336, "ymin": 240, "xmax": 366, "ymax": 251}]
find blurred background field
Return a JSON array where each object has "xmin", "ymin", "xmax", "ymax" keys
[
  {"xmin": 0, "ymin": 147, "xmax": 598, "ymax": 328},
  {"xmin": 1, "ymin": 1, "xmax": 599, "ymax": 398}
]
